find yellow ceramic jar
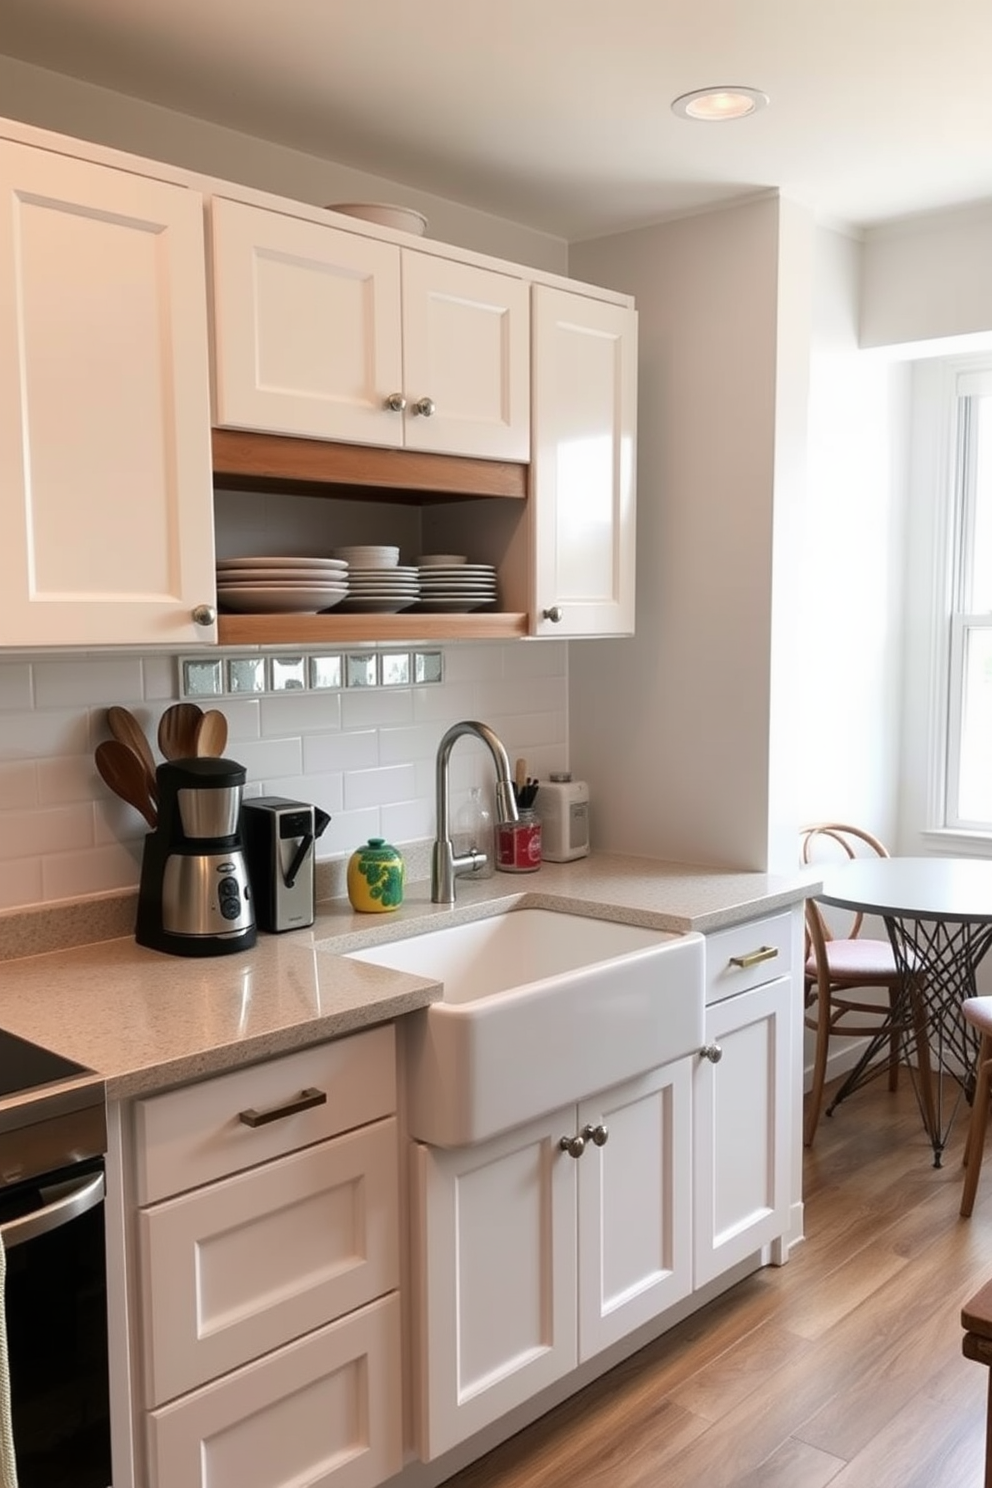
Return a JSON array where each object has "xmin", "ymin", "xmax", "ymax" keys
[{"xmin": 347, "ymin": 838, "xmax": 405, "ymax": 913}]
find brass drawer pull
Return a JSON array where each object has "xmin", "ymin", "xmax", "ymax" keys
[
  {"xmin": 729, "ymin": 945, "xmax": 779, "ymax": 970},
  {"xmin": 238, "ymin": 1087, "xmax": 327, "ymax": 1128}
]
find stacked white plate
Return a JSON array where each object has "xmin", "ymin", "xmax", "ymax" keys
[
  {"xmin": 216, "ymin": 556, "xmax": 349, "ymax": 613},
  {"xmin": 336, "ymin": 564, "xmax": 420, "ymax": 613},
  {"xmin": 415, "ymin": 562, "xmax": 499, "ymax": 611},
  {"xmin": 330, "ymin": 545, "xmax": 400, "ymax": 569}
]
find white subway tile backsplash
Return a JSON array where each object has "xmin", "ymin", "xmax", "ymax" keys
[
  {"xmin": 42, "ymin": 842, "xmax": 144, "ymax": 902},
  {"xmin": 224, "ymin": 738, "xmax": 304, "ymax": 780},
  {"xmin": 259, "ymin": 692, "xmax": 341, "ymax": 737},
  {"xmin": 340, "ymin": 687, "xmax": 416, "ymax": 729},
  {"xmin": 218, "ymin": 698, "xmax": 263, "ymax": 742},
  {"xmin": 303, "ymin": 730, "xmax": 378, "ymax": 774},
  {"xmin": 0, "ymin": 664, "xmax": 33, "ymax": 711},
  {"xmin": 0, "ymin": 804, "xmax": 95, "ymax": 861},
  {"xmin": 0, "ymin": 710, "xmax": 91, "ymax": 762},
  {"xmin": 321, "ymin": 808, "xmax": 381, "ymax": 858},
  {"xmin": 141, "ymin": 654, "xmax": 180, "ymax": 700},
  {"xmin": 0, "ymin": 641, "xmax": 569, "ymax": 915},
  {"xmin": 378, "ymin": 724, "xmax": 442, "ymax": 767},
  {"xmin": 440, "ymin": 644, "xmax": 507, "ymax": 683},
  {"xmin": 263, "ymin": 772, "xmax": 344, "ymax": 815},
  {"xmin": 412, "ymin": 681, "xmax": 479, "ymax": 722},
  {"xmin": 36, "ymin": 755, "xmax": 101, "ymax": 806},
  {"xmin": 0, "ymin": 761, "xmax": 38, "ymax": 810},
  {"xmin": 33, "ymin": 657, "xmax": 146, "ymax": 709},
  {"xmin": 0, "ymin": 858, "xmax": 43, "ymax": 909},
  {"xmin": 344, "ymin": 764, "xmax": 417, "ymax": 811},
  {"xmin": 382, "ymin": 797, "xmax": 434, "ymax": 844},
  {"xmin": 509, "ymin": 640, "xmax": 568, "ymax": 678}
]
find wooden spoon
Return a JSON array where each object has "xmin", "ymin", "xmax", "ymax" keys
[
  {"xmin": 194, "ymin": 708, "xmax": 228, "ymax": 757},
  {"xmin": 106, "ymin": 706, "xmax": 158, "ymax": 803},
  {"xmin": 158, "ymin": 702, "xmax": 203, "ymax": 761},
  {"xmin": 94, "ymin": 740, "xmax": 158, "ymax": 828}
]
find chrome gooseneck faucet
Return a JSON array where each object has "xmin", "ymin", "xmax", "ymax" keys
[{"xmin": 431, "ymin": 720, "xmax": 519, "ymax": 903}]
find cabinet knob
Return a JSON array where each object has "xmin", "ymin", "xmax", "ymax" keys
[
  {"xmin": 559, "ymin": 1132, "xmax": 586, "ymax": 1159},
  {"xmin": 192, "ymin": 604, "xmax": 217, "ymax": 627},
  {"xmin": 412, "ymin": 396, "xmax": 436, "ymax": 418},
  {"xmin": 700, "ymin": 1043, "xmax": 723, "ymax": 1064},
  {"xmin": 582, "ymin": 1122, "xmax": 609, "ymax": 1147},
  {"xmin": 542, "ymin": 606, "xmax": 564, "ymax": 623},
  {"xmin": 384, "ymin": 392, "xmax": 407, "ymax": 412}
]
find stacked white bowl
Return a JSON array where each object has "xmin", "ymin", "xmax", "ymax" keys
[{"xmin": 330, "ymin": 546, "xmax": 419, "ymax": 612}]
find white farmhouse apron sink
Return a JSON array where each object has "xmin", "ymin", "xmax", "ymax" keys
[{"xmin": 345, "ymin": 909, "xmax": 704, "ymax": 1146}]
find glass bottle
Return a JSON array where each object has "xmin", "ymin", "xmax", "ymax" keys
[{"xmin": 454, "ymin": 786, "xmax": 495, "ymax": 879}]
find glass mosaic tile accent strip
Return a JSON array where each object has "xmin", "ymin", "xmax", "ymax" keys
[
  {"xmin": 227, "ymin": 657, "xmax": 266, "ymax": 694},
  {"xmin": 270, "ymin": 655, "xmax": 307, "ymax": 691},
  {"xmin": 181, "ymin": 650, "xmax": 442, "ymax": 699},
  {"xmin": 309, "ymin": 655, "xmax": 343, "ymax": 690},
  {"xmin": 381, "ymin": 652, "xmax": 411, "ymax": 686},
  {"xmin": 183, "ymin": 658, "xmax": 223, "ymax": 697},
  {"xmin": 346, "ymin": 653, "xmax": 377, "ymax": 689},
  {"xmin": 415, "ymin": 650, "xmax": 444, "ymax": 684}
]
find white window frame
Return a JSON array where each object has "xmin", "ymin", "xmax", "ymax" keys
[{"xmin": 928, "ymin": 359, "xmax": 992, "ymax": 845}]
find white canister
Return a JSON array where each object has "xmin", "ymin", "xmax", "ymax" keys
[{"xmin": 538, "ymin": 774, "xmax": 590, "ymax": 862}]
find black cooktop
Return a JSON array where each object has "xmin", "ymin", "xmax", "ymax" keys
[{"xmin": 0, "ymin": 1028, "xmax": 90, "ymax": 1100}]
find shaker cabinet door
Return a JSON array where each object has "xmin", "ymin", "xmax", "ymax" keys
[
  {"xmin": 693, "ymin": 977, "xmax": 792, "ymax": 1287},
  {"xmin": 0, "ymin": 140, "xmax": 216, "ymax": 647},
  {"xmin": 209, "ymin": 196, "xmax": 404, "ymax": 446},
  {"xmin": 409, "ymin": 1111, "xmax": 577, "ymax": 1461},
  {"xmin": 576, "ymin": 1061, "xmax": 693, "ymax": 1360},
  {"xmin": 531, "ymin": 286, "xmax": 637, "ymax": 637},
  {"xmin": 401, "ymin": 250, "xmax": 530, "ymax": 460}
]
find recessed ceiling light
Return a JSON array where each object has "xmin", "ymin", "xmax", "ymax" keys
[{"xmin": 671, "ymin": 87, "xmax": 769, "ymax": 122}]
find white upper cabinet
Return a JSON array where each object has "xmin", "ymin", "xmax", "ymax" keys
[
  {"xmin": 0, "ymin": 140, "xmax": 216, "ymax": 648},
  {"xmin": 209, "ymin": 197, "xmax": 530, "ymax": 461},
  {"xmin": 530, "ymin": 286, "xmax": 637, "ymax": 637}
]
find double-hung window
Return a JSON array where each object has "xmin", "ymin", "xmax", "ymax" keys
[{"xmin": 945, "ymin": 368, "xmax": 992, "ymax": 831}]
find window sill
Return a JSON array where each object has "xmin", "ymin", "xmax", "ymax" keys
[{"xmin": 921, "ymin": 828, "xmax": 992, "ymax": 858}]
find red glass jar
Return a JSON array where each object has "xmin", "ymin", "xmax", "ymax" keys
[{"xmin": 496, "ymin": 810, "xmax": 542, "ymax": 873}]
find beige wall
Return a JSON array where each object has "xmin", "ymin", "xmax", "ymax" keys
[
  {"xmin": 567, "ymin": 196, "xmax": 808, "ymax": 872},
  {"xmin": 0, "ymin": 52, "xmax": 569, "ymax": 273}
]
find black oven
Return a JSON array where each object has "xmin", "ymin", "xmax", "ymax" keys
[{"xmin": 0, "ymin": 1031, "xmax": 111, "ymax": 1488}]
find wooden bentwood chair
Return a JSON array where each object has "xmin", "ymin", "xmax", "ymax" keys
[
  {"xmin": 801, "ymin": 823, "xmax": 933, "ymax": 1147},
  {"xmin": 960, "ymin": 998, "xmax": 992, "ymax": 1217}
]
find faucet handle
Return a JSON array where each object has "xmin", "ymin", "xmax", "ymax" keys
[{"xmin": 495, "ymin": 780, "xmax": 519, "ymax": 823}]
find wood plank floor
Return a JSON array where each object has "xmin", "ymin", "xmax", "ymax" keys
[{"xmin": 440, "ymin": 1074, "xmax": 992, "ymax": 1488}]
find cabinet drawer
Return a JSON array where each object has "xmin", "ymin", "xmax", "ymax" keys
[
  {"xmin": 705, "ymin": 912, "xmax": 793, "ymax": 1005},
  {"xmin": 135, "ymin": 1024, "xmax": 396, "ymax": 1204},
  {"xmin": 147, "ymin": 1292, "xmax": 402, "ymax": 1488},
  {"xmin": 140, "ymin": 1119, "xmax": 399, "ymax": 1407}
]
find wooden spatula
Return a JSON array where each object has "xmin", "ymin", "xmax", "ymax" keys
[
  {"xmin": 94, "ymin": 740, "xmax": 158, "ymax": 828},
  {"xmin": 106, "ymin": 705, "xmax": 158, "ymax": 803},
  {"xmin": 194, "ymin": 709, "xmax": 229, "ymax": 757},
  {"xmin": 158, "ymin": 703, "xmax": 203, "ymax": 761}
]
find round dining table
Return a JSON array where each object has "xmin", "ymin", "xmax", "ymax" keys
[{"xmin": 817, "ymin": 856, "xmax": 992, "ymax": 1166}]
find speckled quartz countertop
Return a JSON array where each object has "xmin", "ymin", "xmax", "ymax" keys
[{"xmin": 0, "ymin": 854, "xmax": 814, "ymax": 1102}]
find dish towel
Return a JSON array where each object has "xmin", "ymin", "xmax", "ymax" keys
[{"xmin": 0, "ymin": 1233, "xmax": 17, "ymax": 1488}]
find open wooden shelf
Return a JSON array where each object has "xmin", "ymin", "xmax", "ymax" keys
[
  {"xmin": 216, "ymin": 611, "xmax": 529, "ymax": 646},
  {"xmin": 212, "ymin": 429, "xmax": 528, "ymax": 501}
]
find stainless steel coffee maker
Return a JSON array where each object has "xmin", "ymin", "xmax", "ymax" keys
[{"xmin": 136, "ymin": 757, "xmax": 256, "ymax": 956}]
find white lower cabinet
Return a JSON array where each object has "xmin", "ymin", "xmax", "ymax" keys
[
  {"xmin": 147, "ymin": 1295, "xmax": 401, "ymax": 1488},
  {"xmin": 410, "ymin": 1060, "xmax": 692, "ymax": 1460},
  {"xmin": 694, "ymin": 914, "xmax": 796, "ymax": 1287},
  {"xmin": 128, "ymin": 1026, "xmax": 403, "ymax": 1488}
]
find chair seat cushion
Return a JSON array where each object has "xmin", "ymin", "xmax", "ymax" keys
[
  {"xmin": 963, "ymin": 996, "xmax": 992, "ymax": 1036},
  {"xmin": 806, "ymin": 937, "xmax": 897, "ymax": 980}
]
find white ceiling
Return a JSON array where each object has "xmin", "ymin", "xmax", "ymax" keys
[{"xmin": 2, "ymin": 0, "xmax": 992, "ymax": 241}]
